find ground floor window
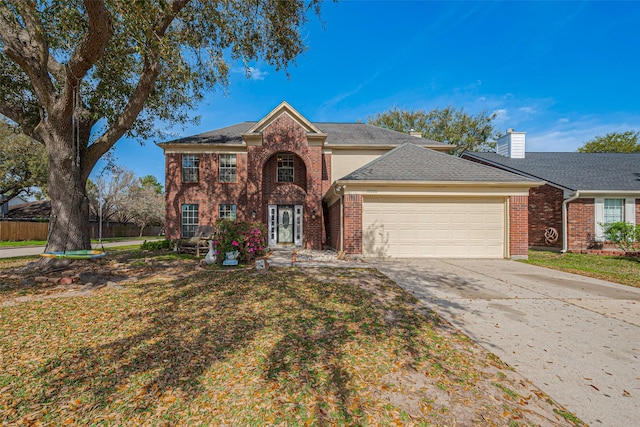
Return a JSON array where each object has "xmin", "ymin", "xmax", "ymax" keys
[
  {"xmin": 604, "ymin": 198, "xmax": 624, "ymax": 224},
  {"xmin": 219, "ymin": 204, "xmax": 237, "ymax": 220},
  {"xmin": 595, "ymin": 197, "xmax": 635, "ymax": 241},
  {"xmin": 181, "ymin": 204, "xmax": 199, "ymax": 237}
]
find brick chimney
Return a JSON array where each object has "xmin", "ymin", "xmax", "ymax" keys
[{"xmin": 496, "ymin": 128, "xmax": 526, "ymax": 159}]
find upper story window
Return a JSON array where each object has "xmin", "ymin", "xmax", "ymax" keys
[
  {"xmin": 181, "ymin": 204, "xmax": 199, "ymax": 237},
  {"xmin": 277, "ymin": 153, "xmax": 294, "ymax": 183},
  {"xmin": 219, "ymin": 204, "xmax": 237, "ymax": 221},
  {"xmin": 182, "ymin": 154, "xmax": 199, "ymax": 183},
  {"xmin": 604, "ymin": 198, "xmax": 624, "ymax": 224},
  {"xmin": 219, "ymin": 154, "xmax": 237, "ymax": 182}
]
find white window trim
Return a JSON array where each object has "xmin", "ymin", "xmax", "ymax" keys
[
  {"xmin": 218, "ymin": 204, "xmax": 237, "ymax": 220},
  {"xmin": 277, "ymin": 153, "xmax": 295, "ymax": 183},
  {"xmin": 182, "ymin": 154, "xmax": 199, "ymax": 183},
  {"xmin": 594, "ymin": 197, "xmax": 636, "ymax": 240},
  {"xmin": 219, "ymin": 154, "xmax": 237, "ymax": 183}
]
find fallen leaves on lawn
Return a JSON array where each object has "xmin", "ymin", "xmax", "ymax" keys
[{"xmin": 0, "ymin": 255, "xmax": 581, "ymax": 426}]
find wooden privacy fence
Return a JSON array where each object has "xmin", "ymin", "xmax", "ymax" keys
[
  {"xmin": 0, "ymin": 221, "xmax": 49, "ymax": 241},
  {"xmin": 0, "ymin": 221, "xmax": 163, "ymax": 241}
]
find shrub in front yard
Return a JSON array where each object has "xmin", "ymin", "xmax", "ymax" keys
[
  {"xmin": 602, "ymin": 222, "xmax": 640, "ymax": 254},
  {"xmin": 140, "ymin": 239, "xmax": 171, "ymax": 251},
  {"xmin": 213, "ymin": 220, "xmax": 268, "ymax": 265}
]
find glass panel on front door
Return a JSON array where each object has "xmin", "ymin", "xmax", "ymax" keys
[{"xmin": 277, "ymin": 205, "xmax": 294, "ymax": 244}]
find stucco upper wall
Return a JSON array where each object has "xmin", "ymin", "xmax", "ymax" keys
[{"xmin": 331, "ymin": 149, "xmax": 390, "ymax": 182}]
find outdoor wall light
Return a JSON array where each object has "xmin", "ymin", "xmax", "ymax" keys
[
  {"xmin": 251, "ymin": 210, "xmax": 257, "ymax": 219},
  {"xmin": 311, "ymin": 209, "xmax": 317, "ymax": 220}
]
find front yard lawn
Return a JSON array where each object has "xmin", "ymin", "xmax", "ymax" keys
[
  {"xmin": 0, "ymin": 253, "xmax": 580, "ymax": 425},
  {"xmin": 522, "ymin": 250, "xmax": 640, "ymax": 288}
]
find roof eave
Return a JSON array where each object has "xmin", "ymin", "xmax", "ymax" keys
[
  {"xmin": 157, "ymin": 142, "xmax": 246, "ymax": 152},
  {"xmin": 335, "ymin": 179, "xmax": 544, "ymax": 188},
  {"xmin": 326, "ymin": 143, "xmax": 454, "ymax": 151}
]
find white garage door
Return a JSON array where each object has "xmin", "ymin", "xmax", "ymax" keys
[{"xmin": 362, "ymin": 197, "xmax": 506, "ymax": 258}]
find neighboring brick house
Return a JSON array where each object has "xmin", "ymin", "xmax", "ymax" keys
[
  {"xmin": 463, "ymin": 130, "xmax": 640, "ymax": 253},
  {"xmin": 159, "ymin": 102, "xmax": 542, "ymax": 258}
]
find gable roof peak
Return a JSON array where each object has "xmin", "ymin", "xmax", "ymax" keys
[{"xmin": 243, "ymin": 101, "xmax": 326, "ymax": 136}]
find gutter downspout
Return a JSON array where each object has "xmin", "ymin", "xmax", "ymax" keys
[
  {"xmin": 333, "ymin": 185, "xmax": 345, "ymax": 252},
  {"xmin": 561, "ymin": 191, "xmax": 580, "ymax": 253}
]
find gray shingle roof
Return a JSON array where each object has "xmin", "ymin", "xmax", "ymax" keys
[
  {"xmin": 339, "ymin": 143, "xmax": 538, "ymax": 183},
  {"xmin": 160, "ymin": 122, "xmax": 447, "ymax": 147},
  {"xmin": 465, "ymin": 152, "xmax": 640, "ymax": 191},
  {"xmin": 163, "ymin": 122, "xmax": 253, "ymax": 145},
  {"xmin": 316, "ymin": 123, "xmax": 443, "ymax": 146}
]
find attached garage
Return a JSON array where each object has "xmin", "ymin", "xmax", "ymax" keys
[
  {"xmin": 324, "ymin": 142, "xmax": 543, "ymax": 259},
  {"xmin": 362, "ymin": 196, "xmax": 506, "ymax": 258}
]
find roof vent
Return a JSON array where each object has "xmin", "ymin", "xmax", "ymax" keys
[
  {"xmin": 409, "ymin": 129, "xmax": 422, "ymax": 138},
  {"xmin": 497, "ymin": 129, "xmax": 526, "ymax": 159}
]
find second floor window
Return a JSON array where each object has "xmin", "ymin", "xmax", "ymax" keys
[
  {"xmin": 277, "ymin": 153, "xmax": 294, "ymax": 183},
  {"xmin": 182, "ymin": 154, "xmax": 199, "ymax": 183},
  {"xmin": 219, "ymin": 154, "xmax": 236, "ymax": 182}
]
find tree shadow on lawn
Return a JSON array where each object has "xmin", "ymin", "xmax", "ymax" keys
[
  {"xmin": 30, "ymin": 269, "xmax": 267, "ymax": 419},
  {"xmin": 24, "ymin": 267, "xmax": 455, "ymax": 424},
  {"xmin": 261, "ymin": 267, "xmax": 444, "ymax": 425}
]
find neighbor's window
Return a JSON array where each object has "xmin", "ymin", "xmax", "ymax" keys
[
  {"xmin": 603, "ymin": 198, "xmax": 624, "ymax": 224},
  {"xmin": 277, "ymin": 153, "xmax": 294, "ymax": 183},
  {"xmin": 181, "ymin": 204, "xmax": 199, "ymax": 237},
  {"xmin": 219, "ymin": 154, "xmax": 237, "ymax": 182},
  {"xmin": 182, "ymin": 154, "xmax": 199, "ymax": 183},
  {"xmin": 219, "ymin": 204, "xmax": 237, "ymax": 220}
]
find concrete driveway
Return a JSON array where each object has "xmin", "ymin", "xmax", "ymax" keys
[{"xmin": 374, "ymin": 258, "xmax": 640, "ymax": 427}]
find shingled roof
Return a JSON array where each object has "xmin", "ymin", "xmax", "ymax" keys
[
  {"xmin": 339, "ymin": 143, "xmax": 539, "ymax": 183},
  {"xmin": 160, "ymin": 122, "xmax": 448, "ymax": 147},
  {"xmin": 465, "ymin": 152, "xmax": 640, "ymax": 191}
]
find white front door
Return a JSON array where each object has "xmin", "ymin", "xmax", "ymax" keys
[
  {"xmin": 278, "ymin": 205, "xmax": 294, "ymax": 244},
  {"xmin": 268, "ymin": 204, "xmax": 303, "ymax": 247}
]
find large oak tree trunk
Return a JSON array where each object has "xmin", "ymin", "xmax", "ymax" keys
[{"xmin": 44, "ymin": 127, "xmax": 91, "ymax": 253}]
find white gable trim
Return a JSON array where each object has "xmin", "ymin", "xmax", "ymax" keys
[{"xmin": 242, "ymin": 101, "xmax": 327, "ymax": 138}]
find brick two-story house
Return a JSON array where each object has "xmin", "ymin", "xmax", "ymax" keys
[
  {"xmin": 463, "ymin": 130, "xmax": 640, "ymax": 253},
  {"xmin": 160, "ymin": 102, "xmax": 542, "ymax": 258}
]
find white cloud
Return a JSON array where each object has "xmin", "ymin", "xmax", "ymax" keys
[
  {"xmin": 518, "ymin": 106, "xmax": 536, "ymax": 114},
  {"xmin": 526, "ymin": 115, "xmax": 640, "ymax": 152},
  {"xmin": 231, "ymin": 66, "xmax": 268, "ymax": 81},
  {"xmin": 493, "ymin": 108, "xmax": 508, "ymax": 120},
  {"xmin": 246, "ymin": 67, "xmax": 268, "ymax": 81}
]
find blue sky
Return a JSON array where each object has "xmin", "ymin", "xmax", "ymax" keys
[{"xmin": 102, "ymin": 0, "xmax": 640, "ymax": 183}]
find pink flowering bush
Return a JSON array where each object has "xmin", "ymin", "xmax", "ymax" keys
[{"xmin": 213, "ymin": 220, "xmax": 268, "ymax": 265}]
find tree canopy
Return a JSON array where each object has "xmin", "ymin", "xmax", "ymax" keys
[
  {"xmin": 577, "ymin": 131, "xmax": 640, "ymax": 153},
  {"xmin": 0, "ymin": 118, "xmax": 47, "ymax": 200},
  {"xmin": 0, "ymin": 0, "xmax": 323, "ymax": 253},
  {"xmin": 367, "ymin": 106, "xmax": 499, "ymax": 156}
]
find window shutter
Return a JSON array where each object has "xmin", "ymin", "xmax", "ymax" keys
[
  {"xmin": 594, "ymin": 198, "xmax": 604, "ymax": 240},
  {"xmin": 625, "ymin": 198, "xmax": 636, "ymax": 226}
]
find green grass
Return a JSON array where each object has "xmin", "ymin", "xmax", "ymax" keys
[
  {"xmin": 0, "ymin": 236, "xmax": 162, "ymax": 248},
  {"xmin": 521, "ymin": 250, "xmax": 640, "ymax": 288}
]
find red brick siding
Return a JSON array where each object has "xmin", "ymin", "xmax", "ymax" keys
[
  {"xmin": 343, "ymin": 194, "xmax": 362, "ymax": 254},
  {"xmin": 246, "ymin": 114, "xmax": 326, "ymax": 249},
  {"xmin": 509, "ymin": 196, "xmax": 529, "ymax": 257},
  {"xmin": 164, "ymin": 152, "xmax": 248, "ymax": 240},
  {"xmin": 326, "ymin": 199, "xmax": 341, "ymax": 251},
  {"xmin": 528, "ymin": 184, "xmax": 563, "ymax": 248},
  {"xmin": 571, "ymin": 198, "xmax": 640, "ymax": 253},
  {"xmin": 566, "ymin": 198, "xmax": 595, "ymax": 251}
]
